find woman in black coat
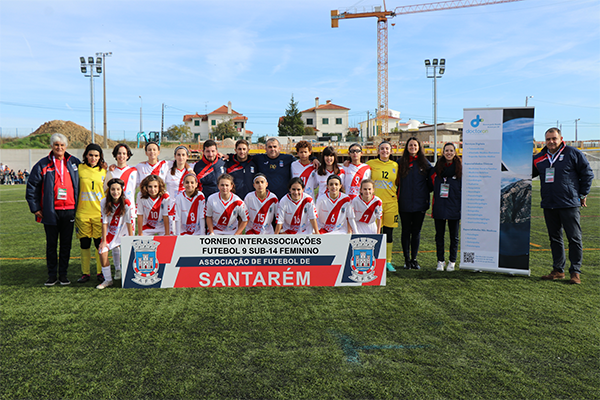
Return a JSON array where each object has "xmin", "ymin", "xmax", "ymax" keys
[
  {"xmin": 430, "ymin": 143, "xmax": 462, "ymax": 272},
  {"xmin": 396, "ymin": 137, "xmax": 432, "ymax": 270}
]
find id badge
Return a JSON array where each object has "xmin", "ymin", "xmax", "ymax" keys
[
  {"xmin": 440, "ymin": 183, "xmax": 450, "ymax": 198},
  {"xmin": 57, "ymin": 188, "xmax": 67, "ymax": 200},
  {"xmin": 545, "ymin": 168, "xmax": 555, "ymax": 183}
]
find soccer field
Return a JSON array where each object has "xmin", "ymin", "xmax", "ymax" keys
[{"xmin": 1, "ymin": 183, "xmax": 598, "ymax": 400}]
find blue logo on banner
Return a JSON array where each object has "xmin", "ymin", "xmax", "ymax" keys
[
  {"xmin": 124, "ymin": 239, "xmax": 164, "ymax": 288},
  {"xmin": 471, "ymin": 115, "xmax": 483, "ymax": 128},
  {"xmin": 341, "ymin": 235, "xmax": 382, "ymax": 283}
]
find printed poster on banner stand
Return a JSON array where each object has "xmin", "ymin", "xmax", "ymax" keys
[
  {"xmin": 461, "ymin": 107, "xmax": 534, "ymax": 275},
  {"xmin": 120, "ymin": 234, "xmax": 387, "ymax": 288}
]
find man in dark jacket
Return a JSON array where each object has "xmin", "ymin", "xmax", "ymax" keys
[
  {"xmin": 533, "ymin": 128, "xmax": 594, "ymax": 284},
  {"xmin": 193, "ymin": 140, "xmax": 226, "ymax": 199},
  {"xmin": 225, "ymin": 139, "xmax": 256, "ymax": 200},
  {"xmin": 26, "ymin": 133, "xmax": 81, "ymax": 286}
]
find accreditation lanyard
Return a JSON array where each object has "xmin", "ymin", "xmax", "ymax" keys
[
  {"xmin": 440, "ymin": 178, "xmax": 450, "ymax": 198},
  {"xmin": 53, "ymin": 156, "xmax": 67, "ymax": 200},
  {"xmin": 545, "ymin": 144, "xmax": 564, "ymax": 184}
]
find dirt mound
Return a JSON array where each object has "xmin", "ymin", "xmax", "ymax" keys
[{"xmin": 30, "ymin": 120, "xmax": 119, "ymax": 148}]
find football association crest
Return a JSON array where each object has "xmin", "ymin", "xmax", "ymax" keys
[
  {"xmin": 349, "ymin": 237, "xmax": 378, "ymax": 283},
  {"xmin": 132, "ymin": 239, "xmax": 162, "ymax": 286}
]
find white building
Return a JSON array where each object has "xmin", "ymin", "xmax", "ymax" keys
[
  {"xmin": 183, "ymin": 102, "xmax": 251, "ymax": 141},
  {"xmin": 358, "ymin": 109, "xmax": 408, "ymax": 138},
  {"xmin": 300, "ymin": 97, "xmax": 350, "ymax": 140}
]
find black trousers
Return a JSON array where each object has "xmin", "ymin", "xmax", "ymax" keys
[
  {"xmin": 399, "ymin": 211, "xmax": 426, "ymax": 263},
  {"xmin": 543, "ymin": 207, "xmax": 583, "ymax": 274},
  {"xmin": 44, "ymin": 209, "xmax": 75, "ymax": 279},
  {"xmin": 434, "ymin": 219, "xmax": 460, "ymax": 263}
]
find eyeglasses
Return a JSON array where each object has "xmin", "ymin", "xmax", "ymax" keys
[{"xmin": 348, "ymin": 149, "xmax": 362, "ymax": 154}]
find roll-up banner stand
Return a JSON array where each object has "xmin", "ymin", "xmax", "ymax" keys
[{"xmin": 461, "ymin": 108, "xmax": 534, "ymax": 275}]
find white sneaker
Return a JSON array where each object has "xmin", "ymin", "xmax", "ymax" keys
[
  {"xmin": 436, "ymin": 261, "xmax": 445, "ymax": 271},
  {"xmin": 447, "ymin": 262, "xmax": 455, "ymax": 272},
  {"xmin": 114, "ymin": 270, "xmax": 121, "ymax": 280},
  {"xmin": 96, "ymin": 280, "xmax": 113, "ymax": 289}
]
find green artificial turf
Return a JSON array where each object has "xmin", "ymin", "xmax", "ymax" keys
[{"xmin": 1, "ymin": 183, "xmax": 598, "ymax": 399}]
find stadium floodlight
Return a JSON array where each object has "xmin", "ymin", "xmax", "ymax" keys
[
  {"xmin": 79, "ymin": 55, "xmax": 103, "ymax": 144},
  {"xmin": 424, "ymin": 58, "xmax": 447, "ymax": 163}
]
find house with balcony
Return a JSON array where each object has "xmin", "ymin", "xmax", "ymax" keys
[
  {"xmin": 301, "ymin": 97, "xmax": 350, "ymax": 140},
  {"xmin": 183, "ymin": 101, "xmax": 251, "ymax": 141}
]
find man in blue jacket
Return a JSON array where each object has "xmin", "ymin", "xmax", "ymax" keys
[
  {"xmin": 26, "ymin": 133, "xmax": 81, "ymax": 286},
  {"xmin": 533, "ymin": 128, "xmax": 594, "ymax": 284}
]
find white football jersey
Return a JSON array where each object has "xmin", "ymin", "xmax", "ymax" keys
[
  {"xmin": 206, "ymin": 192, "xmax": 249, "ymax": 235},
  {"xmin": 315, "ymin": 168, "xmax": 346, "ymax": 200},
  {"xmin": 174, "ymin": 191, "xmax": 206, "ymax": 236},
  {"xmin": 276, "ymin": 193, "xmax": 317, "ymax": 234},
  {"xmin": 343, "ymin": 163, "xmax": 371, "ymax": 199},
  {"xmin": 165, "ymin": 161, "xmax": 193, "ymax": 200},
  {"xmin": 135, "ymin": 160, "xmax": 169, "ymax": 189},
  {"xmin": 350, "ymin": 195, "xmax": 383, "ymax": 234},
  {"xmin": 244, "ymin": 191, "xmax": 278, "ymax": 235},
  {"xmin": 136, "ymin": 192, "xmax": 171, "ymax": 236},
  {"xmin": 315, "ymin": 192, "xmax": 352, "ymax": 234},
  {"xmin": 100, "ymin": 198, "xmax": 133, "ymax": 250},
  {"xmin": 104, "ymin": 165, "xmax": 138, "ymax": 224},
  {"xmin": 291, "ymin": 160, "xmax": 317, "ymax": 196}
]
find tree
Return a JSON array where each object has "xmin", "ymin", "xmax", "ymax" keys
[
  {"xmin": 164, "ymin": 124, "xmax": 192, "ymax": 142},
  {"xmin": 212, "ymin": 119, "xmax": 240, "ymax": 140},
  {"xmin": 304, "ymin": 126, "xmax": 316, "ymax": 136},
  {"xmin": 278, "ymin": 94, "xmax": 305, "ymax": 137}
]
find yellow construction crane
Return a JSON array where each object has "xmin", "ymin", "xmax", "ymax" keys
[{"xmin": 331, "ymin": 0, "xmax": 523, "ymax": 136}]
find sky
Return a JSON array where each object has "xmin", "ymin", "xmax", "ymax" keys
[{"xmin": 1, "ymin": 0, "xmax": 599, "ymax": 142}]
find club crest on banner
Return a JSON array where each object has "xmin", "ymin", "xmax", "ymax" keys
[
  {"xmin": 349, "ymin": 237, "xmax": 378, "ymax": 283},
  {"xmin": 132, "ymin": 239, "xmax": 162, "ymax": 286}
]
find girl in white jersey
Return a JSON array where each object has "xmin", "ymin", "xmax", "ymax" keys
[
  {"xmin": 244, "ymin": 173, "xmax": 278, "ymax": 234},
  {"xmin": 315, "ymin": 146, "xmax": 345, "ymax": 199},
  {"xmin": 174, "ymin": 172, "xmax": 206, "ymax": 235},
  {"xmin": 206, "ymin": 173, "xmax": 248, "ymax": 235},
  {"xmin": 137, "ymin": 175, "xmax": 171, "ymax": 236},
  {"xmin": 349, "ymin": 179, "xmax": 383, "ymax": 234},
  {"xmin": 135, "ymin": 141, "xmax": 169, "ymax": 189},
  {"xmin": 97, "ymin": 178, "xmax": 134, "ymax": 289},
  {"xmin": 316, "ymin": 174, "xmax": 353, "ymax": 234},
  {"xmin": 104, "ymin": 144, "xmax": 137, "ymax": 228},
  {"xmin": 343, "ymin": 143, "xmax": 372, "ymax": 200},
  {"xmin": 275, "ymin": 178, "xmax": 319, "ymax": 235},
  {"xmin": 165, "ymin": 146, "xmax": 193, "ymax": 233}
]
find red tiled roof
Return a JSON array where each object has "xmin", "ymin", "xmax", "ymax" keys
[
  {"xmin": 209, "ymin": 105, "xmax": 242, "ymax": 115},
  {"xmin": 348, "ymin": 127, "xmax": 359, "ymax": 132},
  {"xmin": 301, "ymin": 103, "xmax": 350, "ymax": 113},
  {"xmin": 183, "ymin": 113, "xmax": 207, "ymax": 122},
  {"xmin": 233, "ymin": 115, "xmax": 248, "ymax": 121}
]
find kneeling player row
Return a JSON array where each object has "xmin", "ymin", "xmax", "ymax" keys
[{"xmin": 108, "ymin": 172, "xmax": 383, "ymax": 240}]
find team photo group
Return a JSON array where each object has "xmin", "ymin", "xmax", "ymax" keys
[{"xmin": 26, "ymin": 127, "xmax": 593, "ymax": 289}]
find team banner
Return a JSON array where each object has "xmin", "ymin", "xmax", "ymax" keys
[
  {"xmin": 461, "ymin": 107, "xmax": 534, "ymax": 275},
  {"xmin": 120, "ymin": 234, "xmax": 387, "ymax": 288}
]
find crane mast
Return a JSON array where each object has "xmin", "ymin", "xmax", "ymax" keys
[{"xmin": 331, "ymin": 0, "xmax": 523, "ymax": 136}]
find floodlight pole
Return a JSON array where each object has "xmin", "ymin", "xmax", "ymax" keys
[
  {"xmin": 425, "ymin": 58, "xmax": 445, "ymax": 163},
  {"xmin": 80, "ymin": 56, "xmax": 102, "ymax": 144},
  {"xmin": 96, "ymin": 52, "xmax": 112, "ymax": 148}
]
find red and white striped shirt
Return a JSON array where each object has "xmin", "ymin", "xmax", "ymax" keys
[
  {"xmin": 244, "ymin": 190, "xmax": 278, "ymax": 235},
  {"xmin": 206, "ymin": 192, "xmax": 249, "ymax": 235},
  {"xmin": 350, "ymin": 195, "xmax": 382, "ymax": 234},
  {"xmin": 315, "ymin": 192, "xmax": 352, "ymax": 234}
]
